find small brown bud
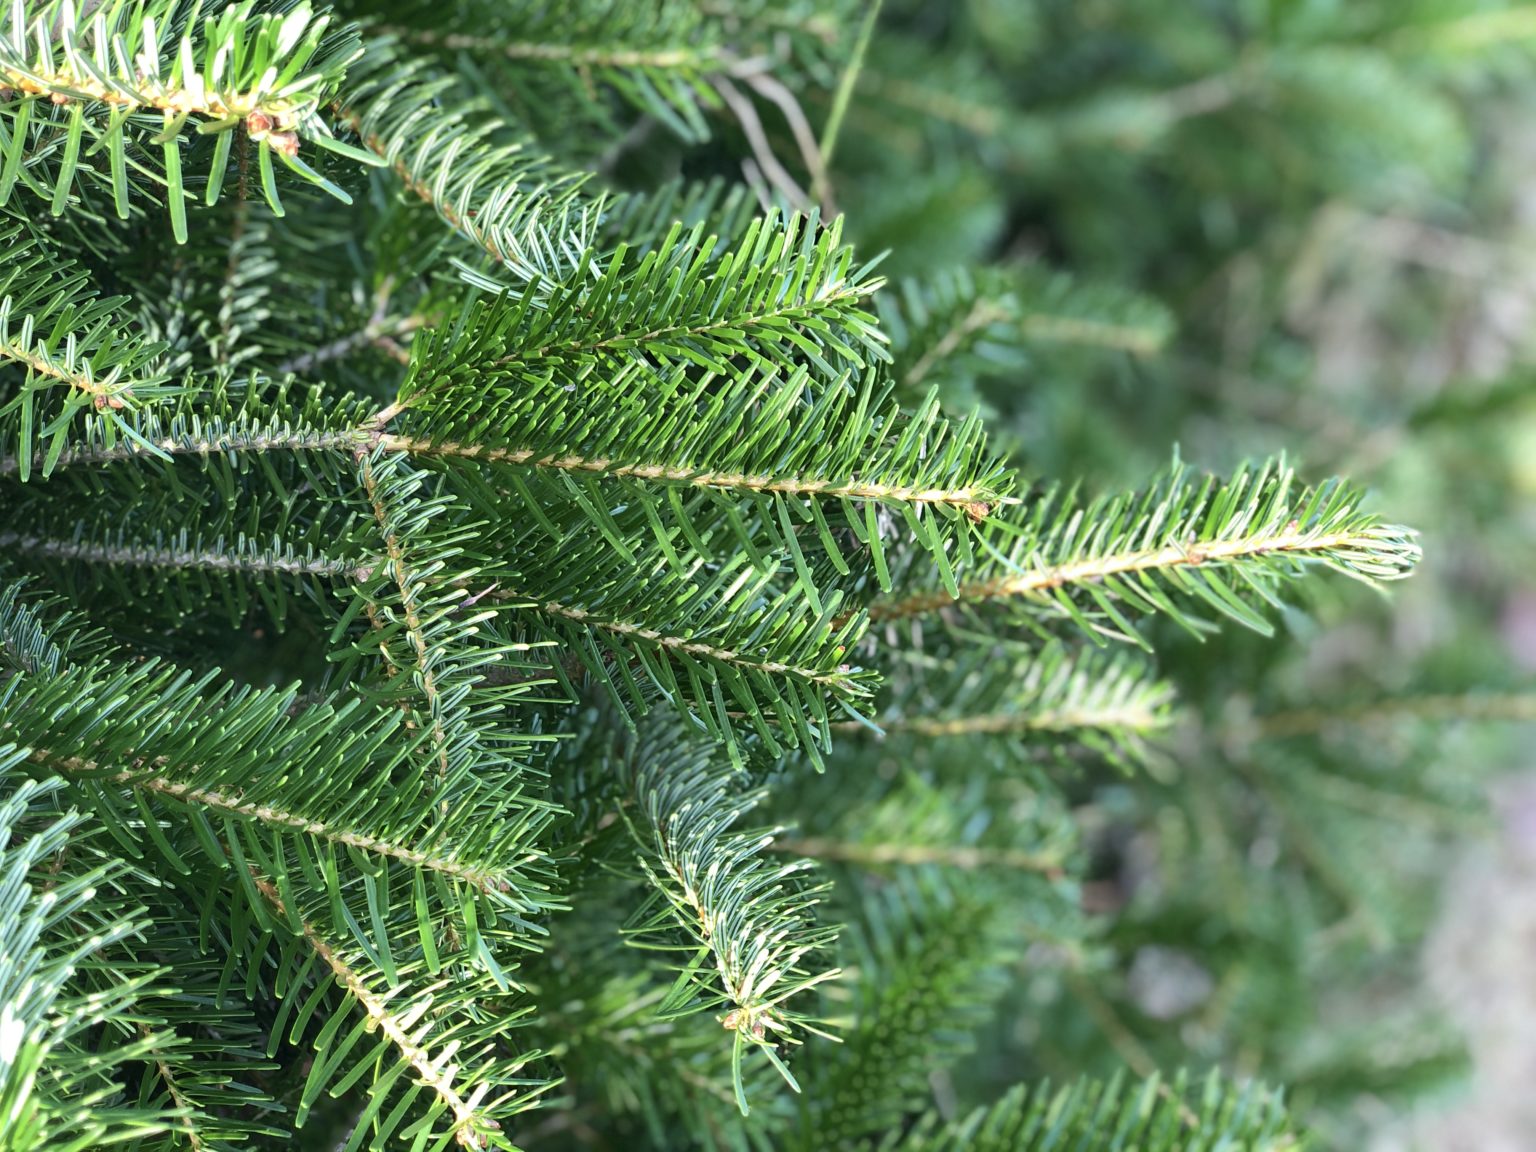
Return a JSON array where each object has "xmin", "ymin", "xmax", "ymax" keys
[
  {"xmin": 267, "ymin": 131, "xmax": 300, "ymax": 158},
  {"xmin": 50, "ymin": 91, "xmax": 69, "ymax": 105},
  {"xmin": 245, "ymin": 110, "xmax": 273, "ymax": 137}
]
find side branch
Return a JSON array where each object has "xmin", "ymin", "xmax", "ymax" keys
[
  {"xmin": 901, "ymin": 297, "xmax": 1006, "ymax": 391},
  {"xmin": 773, "ymin": 835, "xmax": 1068, "ymax": 877},
  {"xmin": 833, "ymin": 701, "xmax": 1171, "ymax": 739},
  {"xmin": 871, "ymin": 526, "xmax": 1406, "ymax": 622},
  {"xmin": 1021, "ymin": 313, "xmax": 1169, "ymax": 356},
  {"xmin": 375, "ymin": 27, "xmax": 735, "ymax": 72},
  {"xmin": 357, "ymin": 453, "xmax": 454, "ymax": 792},
  {"xmin": 485, "ymin": 286, "xmax": 873, "ymax": 371},
  {"xmin": 509, "ymin": 592, "xmax": 860, "ymax": 689},
  {"xmin": 0, "ymin": 407, "xmax": 994, "ymax": 518},
  {"xmin": 0, "ymin": 428, "xmax": 361, "ymax": 478},
  {"xmin": 0, "ymin": 533, "xmax": 357, "ymax": 579},
  {"xmin": 248, "ymin": 874, "xmax": 498, "ymax": 1149},
  {"xmin": 0, "ymin": 63, "xmax": 299, "ymax": 124},
  {"xmin": 0, "ymin": 331, "xmax": 135, "ymax": 401},
  {"xmin": 22, "ymin": 747, "xmax": 511, "ymax": 894}
]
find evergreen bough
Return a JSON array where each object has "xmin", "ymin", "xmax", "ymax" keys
[{"xmin": 0, "ymin": 2, "xmax": 1436, "ymax": 1149}]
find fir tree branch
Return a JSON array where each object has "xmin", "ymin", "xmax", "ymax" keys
[
  {"xmin": 884, "ymin": 267, "xmax": 1174, "ymax": 397},
  {"xmin": 376, "ymin": 26, "xmax": 734, "ymax": 73},
  {"xmin": 134, "ymin": 1020, "xmax": 210, "ymax": 1152},
  {"xmin": 858, "ymin": 69, "xmax": 1005, "ymax": 136},
  {"xmin": 356, "ymin": 450, "xmax": 455, "ymax": 791},
  {"xmin": 773, "ymin": 836, "xmax": 1067, "ymax": 876},
  {"xmin": 862, "ymin": 459, "xmax": 1420, "ymax": 639},
  {"xmin": 0, "ymin": 530, "xmax": 357, "ymax": 578},
  {"xmin": 1021, "ymin": 312, "xmax": 1171, "ymax": 355},
  {"xmin": 0, "ymin": 0, "xmax": 354, "ymax": 127},
  {"xmin": 248, "ymin": 872, "xmax": 512, "ymax": 1151},
  {"xmin": 520, "ymin": 592, "xmax": 861, "ymax": 690},
  {"xmin": 0, "ymin": 1, "xmax": 371, "ymax": 224},
  {"xmin": 419, "ymin": 211, "xmax": 887, "ymax": 381},
  {"xmin": 19, "ymin": 746, "xmax": 518, "ymax": 895},
  {"xmin": 0, "ymin": 773, "xmax": 175, "ymax": 1152},
  {"xmin": 795, "ymin": 871, "xmax": 1022, "ymax": 1147},
  {"xmin": 880, "ymin": 1072, "xmax": 1301, "ymax": 1152},
  {"xmin": 900, "ymin": 296, "xmax": 1008, "ymax": 391},
  {"xmin": 386, "ymin": 433, "xmax": 998, "ymax": 508},
  {"xmin": 449, "ymin": 476, "xmax": 875, "ymax": 769},
  {"xmin": 837, "ymin": 643, "xmax": 1176, "ymax": 770},
  {"xmin": 853, "ymin": 705, "xmax": 1166, "ymax": 738},
  {"xmin": 0, "ymin": 425, "xmax": 362, "ymax": 477},
  {"xmin": 0, "ymin": 222, "xmax": 178, "ymax": 479},
  {"xmin": 617, "ymin": 730, "xmax": 841, "ymax": 1114},
  {"xmin": 874, "ymin": 524, "xmax": 1384, "ymax": 621},
  {"xmin": 1, "ymin": 587, "xmax": 558, "ymax": 932},
  {"xmin": 334, "ymin": 44, "xmax": 597, "ymax": 275},
  {"xmin": 276, "ymin": 308, "xmax": 425, "ymax": 376}
]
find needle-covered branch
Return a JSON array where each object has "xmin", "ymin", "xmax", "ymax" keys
[
  {"xmin": 880, "ymin": 1071, "xmax": 1302, "ymax": 1152},
  {"xmin": 616, "ymin": 729, "xmax": 840, "ymax": 1115},
  {"xmin": 0, "ymin": 0, "xmax": 373, "ymax": 232},
  {"xmin": 866, "ymin": 457, "xmax": 1420, "ymax": 642},
  {"xmin": 859, "ymin": 641, "xmax": 1176, "ymax": 769},
  {"xmin": 435, "ymin": 212, "xmax": 887, "ymax": 381},
  {"xmin": 0, "ymin": 583, "xmax": 561, "ymax": 963},
  {"xmin": 0, "ymin": 772, "xmax": 173, "ymax": 1152},
  {"xmin": 335, "ymin": 40, "xmax": 598, "ymax": 279},
  {"xmin": 881, "ymin": 266, "xmax": 1175, "ymax": 395},
  {"xmin": 459, "ymin": 474, "xmax": 875, "ymax": 769},
  {"xmin": 248, "ymin": 872, "xmax": 553, "ymax": 1151},
  {"xmin": 0, "ymin": 222, "xmax": 180, "ymax": 481}
]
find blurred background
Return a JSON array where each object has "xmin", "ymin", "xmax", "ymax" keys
[{"xmin": 806, "ymin": 2, "xmax": 1536, "ymax": 1146}]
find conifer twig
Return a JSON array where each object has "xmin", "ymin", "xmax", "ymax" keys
[
  {"xmin": 872, "ymin": 524, "xmax": 1409, "ymax": 623},
  {"xmin": 248, "ymin": 873, "xmax": 504, "ymax": 1151}
]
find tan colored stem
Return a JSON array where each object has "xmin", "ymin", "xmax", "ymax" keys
[{"xmin": 870, "ymin": 527, "xmax": 1386, "ymax": 622}]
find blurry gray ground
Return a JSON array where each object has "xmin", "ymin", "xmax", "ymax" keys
[
  {"xmin": 1351, "ymin": 108, "xmax": 1536, "ymax": 1152},
  {"xmin": 1372, "ymin": 779, "xmax": 1536, "ymax": 1151}
]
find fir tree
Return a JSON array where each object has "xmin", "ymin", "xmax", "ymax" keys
[{"xmin": 2, "ymin": 1, "xmax": 1491, "ymax": 1149}]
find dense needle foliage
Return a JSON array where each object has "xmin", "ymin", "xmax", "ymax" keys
[{"xmin": 2, "ymin": 1, "xmax": 1524, "ymax": 1149}]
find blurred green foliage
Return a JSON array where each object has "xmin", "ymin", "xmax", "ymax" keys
[{"xmin": 806, "ymin": 1, "xmax": 1536, "ymax": 1142}]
